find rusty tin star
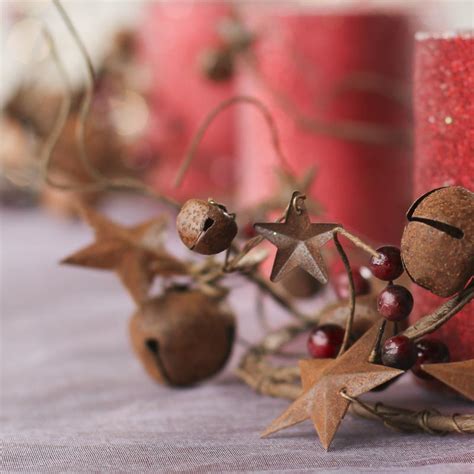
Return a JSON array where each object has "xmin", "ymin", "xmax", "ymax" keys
[
  {"xmin": 254, "ymin": 191, "xmax": 339, "ymax": 283},
  {"xmin": 422, "ymin": 359, "xmax": 474, "ymax": 401},
  {"xmin": 261, "ymin": 324, "xmax": 403, "ymax": 450},
  {"xmin": 62, "ymin": 205, "xmax": 186, "ymax": 303}
]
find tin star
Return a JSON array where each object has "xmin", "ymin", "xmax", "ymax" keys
[
  {"xmin": 254, "ymin": 191, "xmax": 339, "ymax": 283},
  {"xmin": 62, "ymin": 206, "xmax": 186, "ymax": 303},
  {"xmin": 261, "ymin": 324, "xmax": 403, "ymax": 450}
]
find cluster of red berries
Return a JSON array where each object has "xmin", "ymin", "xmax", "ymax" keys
[
  {"xmin": 307, "ymin": 246, "xmax": 450, "ymax": 380},
  {"xmin": 370, "ymin": 246, "xmax": 450, "ymax": 374},
  {"xmin": 370, "ymin": 246, "xmax": 415, "ymax": 370}
]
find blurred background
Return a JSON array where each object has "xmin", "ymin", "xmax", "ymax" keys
[{"xmin": 1, "ymin": 0, "xmax": 472, "ymax": 239}]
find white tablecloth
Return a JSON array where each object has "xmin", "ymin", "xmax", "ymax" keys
[{"xmin": 2, "ymin": 199, "xmax": 473, "ymax": 473}]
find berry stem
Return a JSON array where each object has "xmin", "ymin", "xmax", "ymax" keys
[
  {"xmin": 333, "ymin": 233, "xmax": 355, "ymax": 356},
  {"xmin": 393, "ymin": 321, "xmax": 399, "ymax": 335},
  {"xmin": 368, "ymin": 320, "xmax": 387, "ymax": 363}
]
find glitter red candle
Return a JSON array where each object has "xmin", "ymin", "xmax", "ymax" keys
[{"xmin": 410, "ymin": 32, "xmax": 474, "ymax": 362}]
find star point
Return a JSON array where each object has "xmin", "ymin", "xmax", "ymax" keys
[{"xmin": 421, "ymin": 359, "xmax": 474, "ymax": 401}]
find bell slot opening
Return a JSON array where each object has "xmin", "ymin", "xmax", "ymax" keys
[
  {"xmin": 408, "ymin": 217, "xmax": 464, "ymax": 239},
  {"xmin": 203, "ymin": 217, "xmax": 215, "ymax": 231}
]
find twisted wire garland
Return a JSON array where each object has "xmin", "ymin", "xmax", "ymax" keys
[
  {"xmin": 236, "ymin": 289, "xmax": 474, "ymax": 437},
  {"xmin": 237, "ymin": 340, "xmax": 474, "ymax": 435},
  {"xmin": 42, "ymin": 0, "xmax": 474, "ymax": 438},
  {"xmin": 340, "ymin": 391, "xmax": 473, "ymax": 435}
]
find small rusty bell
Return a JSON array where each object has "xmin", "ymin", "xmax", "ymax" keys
[
  {"xmin": 199, "ymin": 47, "xmax": 234, "ymax": 82},
  {"xmin": 177, "ymin": 199, "xmax": 238, "ymax": 255},
  {"xmin": 401, "ymin": 186, "xmax": 474, "ymax": 297},
  {"xmin": 129, "ymin": 287, "xmax": 235, "ymax": 387}
]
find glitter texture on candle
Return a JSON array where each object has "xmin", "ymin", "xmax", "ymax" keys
[
  {"xmin": 411, "ymin": 32, "xmax": 474, "ymax": 362},
  {"xmin": 413, "ymin": 33, "xmax": 474, "ymax": 193}
]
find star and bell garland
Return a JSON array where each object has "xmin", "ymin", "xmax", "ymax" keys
[
  {"xmin": 32, "ymin": 0, "xmax": 474, "ymax": 449},
  {"xmin": 253, "ymin": 189, "xmax": 473, "ymax": 448}
]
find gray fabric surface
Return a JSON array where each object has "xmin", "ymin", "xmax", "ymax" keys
[{"xmin": 1, "ymin": 199, "xmax": 473, "ymax": 473}]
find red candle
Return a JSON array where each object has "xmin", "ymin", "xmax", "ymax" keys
[
  {"xmin": 237, "ymin": 6, "xmax": 414, "ymax": 244},
  {"xmin": 139, "ymin": 1, "xmax": 235, "ymax": 200},
  {"xmin": 410, "ymin": 32, "xmax": 473, "ymax": 362}
]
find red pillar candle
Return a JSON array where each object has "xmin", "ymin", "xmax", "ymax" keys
[
  {"xmin": 139, "ymin": 1, "xmax": 235, "ymax": 200},
  {"xmin": 237, "ymin": 6, "xmax": 414, "ymax": 244},
  {"xmin": 410, "ymin": 32, "xmax": 474, "ymax": 362}
]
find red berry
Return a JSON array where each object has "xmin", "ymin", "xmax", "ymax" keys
[
  {"xmin": 332, "ymin": 266, "xmax": 371, "ymax": 300},
  {"xmin": 369, "ymin": 246, "xmax": 404, "ymax": 281},
  {"xmin": 412, "ymin": 338, "xmax": 450, "ymax": 379},
  {"xmin": 381, "ymin": 335, "xmax": 417, "ymax": 370},
  {"xmin": 307, "ymin": 324, "xmax": 345, "ymax": 359},
  {"xmin": 377, "ymin": 284, "xmax": 413, "ymax": 321}
]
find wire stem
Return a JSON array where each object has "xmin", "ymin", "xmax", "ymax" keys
[
  {"xmin": 43, "ymin": 1, "xmax": 180, "ymax": 210},
  {"xmin": 53, "ymin": 0, "xmax": 102, "ymax": 183},
  {"xmin": 174, "ymin": 95, "xmax": 292, "ymax": 188},
  {"xmin": 38, "ymin": 28, "xmax": 72, "ymax": 175},
  {"xmin": 402, "ymin": 281, "xmax": 474, "ymax": 340},
  {"xmin": 335, "ymin": 227, "xmax": 380, "ymax": 258}
]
